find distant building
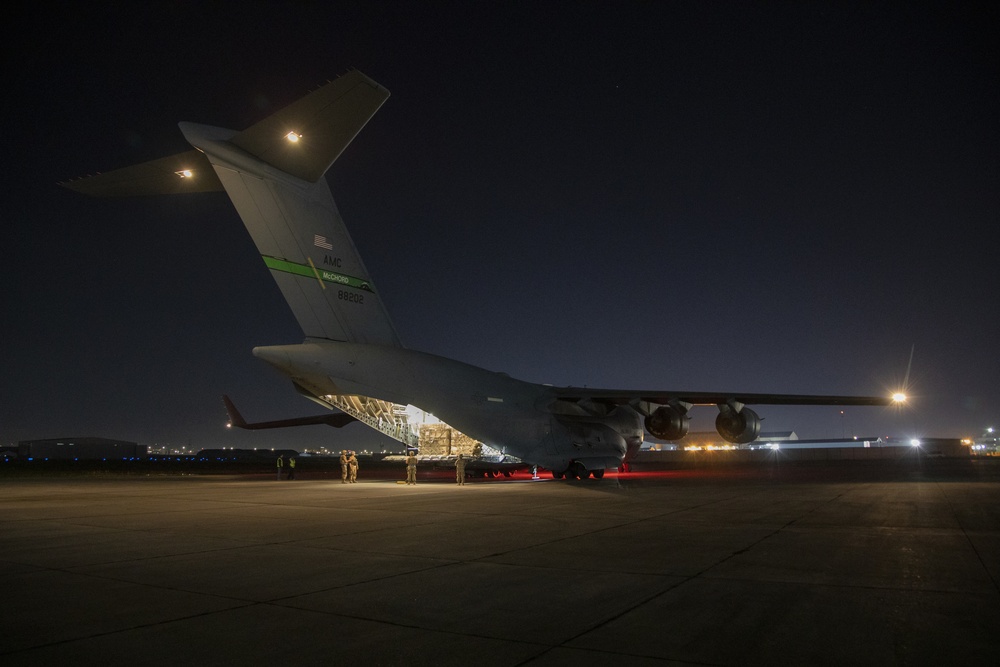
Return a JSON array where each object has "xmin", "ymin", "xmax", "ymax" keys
[
  {"xmin": 749, "ymin": 436, "xmax": 884, "ymax": 450},
  {"xmin": 193, "ymin": 448, "xmax": 298, "ymax": 461},
  {"xmin": 18, "ymin": 437, "xmax": 146, "ymax": 460},
  {"xmin": 642, "ymin": 430, "xmax": 914, "ymax": 451}
]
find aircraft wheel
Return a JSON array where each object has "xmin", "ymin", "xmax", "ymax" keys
[
  {"xmin": 488, "ymin": 470, "xmax": 498, "ymax": 478},
  {"xmin": 502, "ymin": 471, "xmax": 512, "ymax": 477},
  {"xmin": 592, "ymin": 469, "xmax": 605, "ymax": 479},
  {"xmin": 551, "ymin": 470, "xmax": 565, "ymax": 480}
]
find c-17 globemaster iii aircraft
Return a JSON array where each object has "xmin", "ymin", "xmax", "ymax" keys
[{"xmin": 64, "ymin": 70, "xmax": 894, "ymax": 479}]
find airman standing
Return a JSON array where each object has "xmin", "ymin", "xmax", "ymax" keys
[
  {"xmin": 287, "ymin": 455, "xmax": 296, "ymax": 480},
  {"xmin": 455, "ymin": 454, "xmax": 466, "ymax": 485},
  {"xmin": 406, "ymin": 451, "xmax": 417, "ymax": 485},
  {"xmin": 348, "ymin": 451, "xmax": 359, "ymax": 483},
  {"xmin": 340, "ymin": 450, "xmax": 349, "ymax": 483},
  {"xmin": 275, "ymin": 454, "xmax": 284, "ymax": 481}
]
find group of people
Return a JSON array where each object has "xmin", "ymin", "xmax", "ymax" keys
[
  {"xmin": 275, "ymin": 454, "xmax": 296, "ymax": 480},
  {"xmin": 275, "ymin": 450, "xmax": 470, "ymax": 485},
  {"xmin": 405, "ymin": 451, "xmax": 467, "ymax": 485},
  {"xmin": 340, "ymin": 450, "xmax": 359, "ymax": 483}
]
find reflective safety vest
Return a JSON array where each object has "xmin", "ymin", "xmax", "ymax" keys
[{"xmin": 276, "ymin": 457, "xmax": 284, "ymax": 467}]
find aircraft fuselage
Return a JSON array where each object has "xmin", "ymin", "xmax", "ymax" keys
[{"xmin": 253, "ymin": 341, "xmax": 637, "ymax": 472}]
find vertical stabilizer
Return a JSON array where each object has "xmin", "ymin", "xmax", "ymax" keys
[
  {"xmin": 64, "ymin": 71, "xmax": 400, "ymax": 346},
  {"xmin": 189, "ymin": 135, "xmax": 399, "ymax": 345},
  {"xmin": 180, "ymin": 71, "xmax": 398, "ymax": 345},
  {"xmin": 63, "ymin": 71, "xmax": 399, "ymax": 346}
]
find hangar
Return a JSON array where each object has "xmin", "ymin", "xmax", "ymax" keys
[{"xmin": 17, "ymin": 437, "xmax": 145, "ymax": 461}]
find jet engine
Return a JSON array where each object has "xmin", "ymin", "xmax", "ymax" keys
[
  {"xmin": 715, "ymin": 404, "xmax": 761, "ymax": 444},
  {"xmin": 644, "ymin": 404, "xmax": 690, "ymax": 441}
]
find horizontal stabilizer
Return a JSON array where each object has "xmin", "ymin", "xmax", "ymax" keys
[
  {"xmin": 61, "ymin": 70, "xmax": 388, "ymax": 196},
  {"xmin": 60, "ymin": 149, "xmax": 223, "ymax": 197},
  {"xmin": 231, "ymin": 69, "xmax": 389, "ymax": 182}
]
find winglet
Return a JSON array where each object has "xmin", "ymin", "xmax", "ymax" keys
[{"xmin": 223, "ymin": 395, "xmax": 249, "ymax": 428}]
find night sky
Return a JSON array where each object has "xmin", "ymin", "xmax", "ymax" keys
[{"xmin": 3, "ymin": 2, "xmax": 997, "ymax": 453}]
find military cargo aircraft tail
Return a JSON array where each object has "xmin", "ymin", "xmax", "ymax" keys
[{"xmin": 64, "ymin": 70, "xmax": 400, "ymax": 347}]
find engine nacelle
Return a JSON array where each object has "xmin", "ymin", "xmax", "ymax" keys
[
  {"xmin": 644, "ymin": 404, "xmax": 690, "ymax": 441},
  {"xmin": 715, "ymin": 405, "xmax": 761, "ymax": 444}
]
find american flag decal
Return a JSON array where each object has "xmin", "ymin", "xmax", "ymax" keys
[{"xmin": 313, "ymin": 235, "xmax": 333, "ymax": 250}]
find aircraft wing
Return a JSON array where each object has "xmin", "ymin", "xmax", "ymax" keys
[
  {"xmin": 550, "ymin": 387, "xmax": 892, "ymax": 407},
  {"xmin": 223, "ymin": 395, "xmax": 357, "ymax": 430}
]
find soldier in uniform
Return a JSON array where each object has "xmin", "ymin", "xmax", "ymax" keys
[
  {"xmin": 455, "ymin": 454, "xmax": 466, "ymax": 485},
  {"xmin": 275, "ymin": 454, "xmax": 284, "ymax": 481},
  {"xmin": 347, "ymin": 451, "xmax": 359, "ymax": 483},
  {"xmin": 406, "ymin": 451, "xmax": 417, "ymax": 485},
  {"xmin": 340, "ymin": 450, "xmax": 348, "ymax": 483}
]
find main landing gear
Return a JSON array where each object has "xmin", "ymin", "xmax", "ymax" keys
[
  {"xmin": 551, "ymin": 464, "xmax": 606, "ymax": 480},
  {"xmin": 478, "ymin": 469, "xmax": 513, "ymax": 479}
]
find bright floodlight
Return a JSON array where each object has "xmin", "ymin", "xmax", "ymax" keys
[
  {"xmin": 175, "ymin": 169, "xmax": 193, "ymax": 178},
  {"xmin": 285, "ymin": 131, "xmax": 301, "ymax": 142},
  {"xmin": 892, "ymin": 392, "xmax": 907, "ymax": 403},
  {"xmin": 910, "ymin": 439, "xmax": 921, "ymax": 447}
]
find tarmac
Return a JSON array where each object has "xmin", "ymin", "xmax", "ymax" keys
[{"xmin": 2, "ymin": 458, "xmax": 999, "ymax": 666}]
